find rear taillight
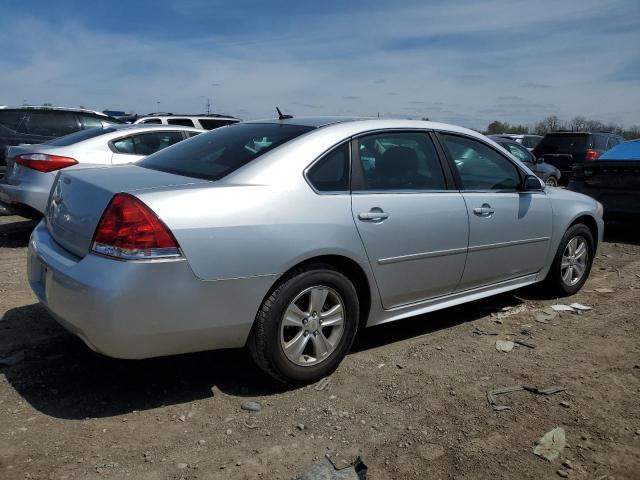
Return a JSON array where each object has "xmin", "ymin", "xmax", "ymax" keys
[
  {"xmin": 91, "ymin": 193, "xmax": 181, "ymax": 260},
  {"xmin": 15, "ymin": 153, "xmax": 78, "ymax": 172},
  {"xmin": 585, "ymin": 149, "xmax": 599, "ymax": 162}
]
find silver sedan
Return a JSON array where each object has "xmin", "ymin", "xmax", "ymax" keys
[
  {"xmin": 0, "ymin": 124, "xmax": 203, "ymax": 215},
  {"xmin": 28, "ymin": 118, "xmax": 603, "ymax": 384}
]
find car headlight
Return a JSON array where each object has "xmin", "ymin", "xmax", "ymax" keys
[{"xmin": 595, "ymin": 201, "xmax": 604, "ymax": 218}]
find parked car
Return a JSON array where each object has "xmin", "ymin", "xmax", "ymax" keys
[
  {"xmin": 0, "ymin": 124, "xmax": 203, "ymax": 216},
  {"xmin": 533, "ymin": 131, "xmax": 625, "ymax": 184},
  {"xmin": 489, "ymin": 135, "xmax": 561, "ymax": 186},
  {"xmin": 134, "ymin": 113, "xmax": 240, "ymax": 130},
  {"xmin": 497, "ymin": 134, "xmax": 542, "ymax": 150},
  {"xmin": 0, "ymin": 106, "xmax": 123, "ymax": 175},
  {"xmin": 569, "ymin": 140, "xmax": 640, "ymax": 219},
  {"xmin": 28, "ymin": 118, "xmax": 603, "ymax": 384}
]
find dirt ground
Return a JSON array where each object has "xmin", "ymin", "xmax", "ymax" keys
[{"xmin": 1, "ymin": 214, "xmax": 639, "ymax": 480}]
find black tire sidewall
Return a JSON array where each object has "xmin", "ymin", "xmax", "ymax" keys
[
  {"xmin": 261, "ymin": 268, "xmax": 359, "ymax": 384},
  {"xmin": 549, "ymin": 224, "xmax": 594, "ymax": 296}
]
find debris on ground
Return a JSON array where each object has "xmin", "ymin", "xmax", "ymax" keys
[
  {"xmin": 314, "ymin": 377, "xmax": 332, "ymax": 391},
  {"xmin": 0, "ymin": 350, "xmax": 25, "ymax": 366},
  {"xmin": 240, "ymin": 401, "xmax": 262, "ymax": 412},
  {"xmin": 473, "ymin": 326, "xmax": 498, "ymax": 336},
  {"xmin": 550, "ymin": 304, "xmax": 576, "ymax": 312},
  {"xmin": 491, "ymin": 304, "xmax": 528, "ymax": 321},
  {"xmin": 487, "ymin": 385, "xmax": 565, "ymax": 411},
  {"xmin": 569, "ymin": 303, "xmax": 592, "ymax": 311},
  {"xmin": 533, "ymin": 427, "xmax": 566, "ymax": 461},
  {"xmin": 495, "ymin": 340, "xmax": 515, "ymax": 353},
  {"xmin": 296, "ymin": 455, "xmax": 368, "ymax": 480},
  {"xmin": 557, "ymin": 468, "xmax": 569, "ymax": 477},
  {"xmin": 515, "ymin": 339, "xmax": 536, "ymax": 349},
  {"xmin": 595, "ymin": 287, "xmax": 614, "ymax": 293}
]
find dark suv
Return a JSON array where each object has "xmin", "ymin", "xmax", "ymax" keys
[
  {"xmin": 0, "ymin": 106, "xmax": 123, "ymax": 175},
  {"xmin": 532, "ymin": 131, "xmax": 625, "ymax": 184}
]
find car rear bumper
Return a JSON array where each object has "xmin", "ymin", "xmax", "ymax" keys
[
  {"xmin": 28, "ymin": 221, "xmax": 276, "ymax": 359},
  {"xmin": 0, "ymin": 177, "xmax": 51, "ymax": 213},
  {"xmin": 569, "ymin": 181, "xmax": 640, "ymax": 216}
]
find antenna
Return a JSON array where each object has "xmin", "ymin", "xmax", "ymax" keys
[{"xmin": 276, "ymin": 106, "xmax": 293, "ymax": 120}]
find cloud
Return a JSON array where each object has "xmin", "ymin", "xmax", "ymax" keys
[
  {"xmin": 0, "ymin": 0, "xmax": 638, "ymax": 128},
  {"xmin": 520, "ymin": 83, "xmax": 552, "ymax": 89}
]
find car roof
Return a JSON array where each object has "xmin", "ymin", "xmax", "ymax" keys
[
  {"xmin": 102, "ymin": 124, "xmax": 204, "ymax": 134},
  {"xmin": 138, "ymin": 114, "xmax": 240, "ymax": 120},
  {"xmin": 599, "ymin": 140, "xmax": 640, "ymax": 160},
  {"xmin": 245, "ymin": 116, "xmax": 369, "ymax": 128},
  {"xmin": 0, "ymin": 105, "xmax": 110, "ymax": 117}
]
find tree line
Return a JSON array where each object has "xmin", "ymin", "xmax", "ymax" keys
[{"xmin": 485, "ymin": 116, "xmax": 640, "ymax": 140}]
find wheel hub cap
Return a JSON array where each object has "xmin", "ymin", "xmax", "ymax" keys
[{"xmin": 560, "ymin": 236, "xmax": 588, "ymax": 286}]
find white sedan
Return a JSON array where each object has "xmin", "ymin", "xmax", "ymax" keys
[{"xmin": 0, "ymin": 124, "xmax": 203, "ymax": 215}]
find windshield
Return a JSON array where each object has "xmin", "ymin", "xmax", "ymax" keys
[
  {"xmin": 137, "ymin": 123, "xmax": 315, "ymax": 180},
  {"xmin": 44, "ymin": 127, "xmax": 117, "ymax": 146}
]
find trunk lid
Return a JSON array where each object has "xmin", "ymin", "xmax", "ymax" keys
[
  {"xmin": 45, "ymin": 164, "xmax": 209, "ymax": 258},
  {"xmin": 581, "ymin": 161, "xmax": 640, "ymax": 190}
]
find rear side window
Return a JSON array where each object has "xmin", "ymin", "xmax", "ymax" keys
[
  {"xmin": 307, "ymin": 143, "xmax": 350, "ymax": 192},
  {"xmin": 593, "ymin": 135, "xmax": 607, "ymax": 150},
  {"xmin": 140, "ymin": 118, "xmax": 162, "ymax": 124},
  {"xmin": 441, "ymin": 134, "xmax": 520, "ymax": 191},
  {"xmin": 137, "ymin": 123, "xmax": 314, "ymax": 180},
  {"xmin": 113, "ymin": 131, "xmax": 185, "ymax": 155},
  {"xmin": 21, "ymin": 112, "xmax": 79, "ymax": 137},
  {"xmin": 168, "ymin": 118, "xmax": 195, "ymax": 127},
  {"xmin": 0, "ymin": 110, "xmax": 26, "ymax": 131},
  {"xmin": 356, "ymin": 132, "xmax": 446, "ymax": 191},
  {"xmin": 199, "ymin": 119, "xmax": 237, "ymax": 130},
  {"xmin": 45, "ymin": 127, "xmax": 117, "ymax": 146}
]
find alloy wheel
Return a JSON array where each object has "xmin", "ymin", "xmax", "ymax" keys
[
  {"xmin": 545, "ymin": 176, "xmax": 558, "ymax": 187},
  {"xmin": 560, "ymin": 235, "xmax": 588, "ymax": 286},
  {"xmin": 280, "ymin": 286, "xmax": 345, "ymax": 366}
]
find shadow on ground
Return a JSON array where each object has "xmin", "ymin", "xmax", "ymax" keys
[
  {"xmin": 1, "ymin": 291, "xmax": 523, "ymax": 420},
  {"xmin": 0, "ymin": 217, "xmax": 37, "ymax": 248}
]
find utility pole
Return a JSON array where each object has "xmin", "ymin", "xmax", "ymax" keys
[{"xmin": 206, "ymin": 98, "xmax": 211, "ymax": 115}]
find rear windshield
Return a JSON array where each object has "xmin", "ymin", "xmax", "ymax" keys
[
  {"xmin": 45, "ymin": 127, "xmax": 117, "ymax": 146},
  {"xmin": 536, "ymin": 134, "xmax": 589, "ymax": 152},
  {"xmin": 137, "ymin": 123, "xmax": 314, "ymax": 180}
]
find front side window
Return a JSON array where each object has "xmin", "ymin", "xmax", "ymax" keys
[
  {"xmin": 22, "ymin": 112, "xmax": 78, "ymax": 137},
  {"xmin": 138, "ymin": 123, "xmax": 314, "ymax": 180},
  {"xmin": 355, "ymin": 132, "xmax": 446, "ymax": 191},
  {"xmin": 307, "ymin": 143, "xmax": 350, "ymax": 192},
  {"xmin": 441, "ymin": 134, "xmax": 521, "ymax": 191},
  {"xmin": 114, "ymin": 131, "xmax": 185, "ymax": 155},
  {"xmin": 168, "ymin": 118, "xmax": 195, "ymax": 127}
]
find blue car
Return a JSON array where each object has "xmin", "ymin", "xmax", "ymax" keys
[{"xmin": 569, "ymin": 140, "xmax": 640, "ymax": 219}]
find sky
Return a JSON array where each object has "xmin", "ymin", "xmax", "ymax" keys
[{"xmin": 0, "ymin": 0, "xmax": 638, "ymax": 130}]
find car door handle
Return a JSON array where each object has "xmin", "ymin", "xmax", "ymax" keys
[
  {"xmin": 358, "ymin": 210, "xmax": 389, "ymax": 221},
  {"xmin": 473, "ymin": 204, "xmax": 495, "ymax": 217}
]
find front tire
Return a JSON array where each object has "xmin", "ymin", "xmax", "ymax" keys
[
  {"xmin": 247, "ymin": 265, "xmax": 359, "ymax": 384},
  {"xmin": 544, "ymin": 224, "xmax": 594, "ymax": 296}
]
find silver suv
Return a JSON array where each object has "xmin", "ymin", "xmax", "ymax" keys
[{"xmin": 134, "ymin": 113, "xmax": 240, "ymax": 130}]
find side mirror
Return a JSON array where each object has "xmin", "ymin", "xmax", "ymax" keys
[
  {"xmin": 523, "ymin": 174, "xmax": 543, "ymax": 191},
  {"xmin": 535, "ymin": 157, "xmax": 544, "ymax": 164}
]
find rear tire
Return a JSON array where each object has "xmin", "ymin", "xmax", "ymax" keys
[
  {"xmin": 247, "ymin": 264, "xmax": 359, "ymax": 384},
  {"xmin": 544, "ymin": 224, "xmax": 594, "ymax": 296}
]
